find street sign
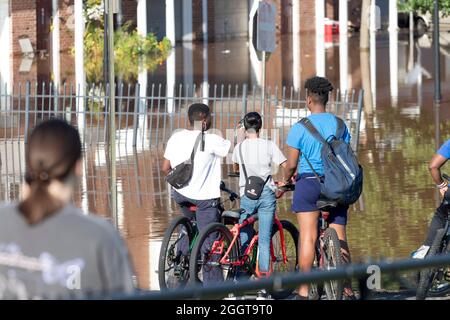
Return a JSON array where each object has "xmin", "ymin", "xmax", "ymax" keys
[{"xmin": 256, "ymin": 1, "xmax": 276, "ymax": 53}]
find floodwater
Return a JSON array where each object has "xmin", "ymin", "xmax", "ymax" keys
[{"xmin": 2, "ymin": 31, "xmax": 450, "ymax": 291}]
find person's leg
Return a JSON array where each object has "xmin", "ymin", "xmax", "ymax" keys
[
  {"xmin": 328, "ymin": 205, "xmax": 350, "ymax": 263},
  {"xmin": 424, "ymin": 203, "xmax": 448, "ymax": 246},
  {"xmin": 296, "ymin": 211, "xmax": 320, "ymax": 297},
  {"xmin": 291, "ymin": 174, "xmax": 322, "ymax": 298},
  {"xmin": 329, "ymin": 205, "xmax": 355, "ymax": 297},
  {"xmin": 256, "ymin": 188, "xmax": 276, "ymax": 274},
  {"xmin": 239, "ymin": 196, "xmax": 257, "ymax": 256},
  {"xmin": 195, "ymin": 198, "xmax": 222, "ymax": 285},
  {"xmin": 171, "ymin": 190, "xmax": 195, "ymax": 257}
]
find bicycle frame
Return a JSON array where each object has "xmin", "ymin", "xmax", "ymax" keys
[{"xmin": 211, "ymin": 214, "xmax": 288, "ymax": 269}]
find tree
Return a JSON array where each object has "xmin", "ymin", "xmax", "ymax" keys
[
  {"xmin": 82, "ymin": 0, "xmax": 171, "ymax": 83},
  {"xmin": 399, "ymin": 0, "xmax": 450, "ymax": 16}
]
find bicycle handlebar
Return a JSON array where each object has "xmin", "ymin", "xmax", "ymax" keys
[
  {"xmin": 220, "ymin": 181, "xmax": 239, "ymax": 201},
  {"xmin": 275, "ymin": 183, "xmax": 295, "ymax": 199}
]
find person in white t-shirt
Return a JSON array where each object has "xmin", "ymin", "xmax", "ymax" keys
[
  {"xmin": 231, "ymin": 112, "xmax": 287, "ymax": 297},
  {"xmin": 163, "ymin": 103, "xmax": 231, "ymax": 284}
]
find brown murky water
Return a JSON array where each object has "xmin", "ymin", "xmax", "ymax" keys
[{"xmin": 2, "ymin": 32, "xmax": 450, "ymax": 290}]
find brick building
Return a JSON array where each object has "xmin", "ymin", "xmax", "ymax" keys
[{"xmin": 0, "ymin": 0, "xmax": 369, "ymax": 93}]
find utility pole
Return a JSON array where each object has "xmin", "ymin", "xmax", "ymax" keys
[
  {"xmin": 106, "ymin": 0, "xmax": 117, "ymax": 228},
  {"xmin": 434, "ymin": 0, "xmax": 441, "ymax": 103}
]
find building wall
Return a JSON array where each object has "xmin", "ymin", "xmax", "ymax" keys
[{"xmin": 213, "ymin": 0, "xmax": 248, "ymax": 40}]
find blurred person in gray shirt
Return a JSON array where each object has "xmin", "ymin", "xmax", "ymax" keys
[{"xmin": 0, "ymin": 119, "xmax": 135, "ymax": 299}]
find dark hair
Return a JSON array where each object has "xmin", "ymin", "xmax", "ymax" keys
[
  {"xmin": 188, "ymin": 103, "xmax": 210, "ymax": 125},
  {"xmin": 304, "ymin": 76, "xmax": 334, "ymax": 106},
  {"xmin": 243, "ymin": 112, "xmax": 262, "ymax": 132},
  {"xmin": 19, "ymin": 119, "xmax": 82, "ymax": 224}
]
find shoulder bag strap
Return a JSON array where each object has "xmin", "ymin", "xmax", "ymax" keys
[
  {"xmin": 238, "ymin": 142, "xmax": 248, "ymax": 180},
  {"xmin": 190, "ymin": 133, "xmax": 203, "ymax": 163},
  {"xmin": 298, "ymin": 118, "xmax": 324, "ymax": 182},
  {"xmin": 334, "ymin": 117, "xmax": 346, "ymax": 140}
]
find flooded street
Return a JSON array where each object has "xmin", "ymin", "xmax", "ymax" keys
[{"xmin": 2, "ymin": 31, "xmax": 450, "ymax": 291}]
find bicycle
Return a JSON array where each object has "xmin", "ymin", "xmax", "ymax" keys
[
  {"xmin": 188, "ymin": 183, "xmax": 299, "ymax": 299},
  {"xmin": 158, "ymin": 181, "xmax": 239, "ymax": 290},
  {"xmin": 416, "ymin": 174, "xmax": 450, "ymax": 300},
  {"xmin": 308, "ymin": 199, "xmax": 345, "ymax": 300}
]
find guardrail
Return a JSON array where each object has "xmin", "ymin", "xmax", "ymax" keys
[{"xmin": 105, "ymin": 254, "xmax": 450, "ymax": 300}]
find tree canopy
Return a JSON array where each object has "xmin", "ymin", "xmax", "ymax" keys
[{"xmin": 399, "ymin": 0, "xmax": 450, "ymax": 16}]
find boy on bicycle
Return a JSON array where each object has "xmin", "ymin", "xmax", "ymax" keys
[
  {"xmin": 282, "ymin": 77, "xmax": 354, "ymax": 299},
  {"xmin": 231, "ymin": 112, "xmax": 287, "ymax": 298},
  {"xmin": 163, "ymin": 103, "xmax": 231, "ymax": 284}
]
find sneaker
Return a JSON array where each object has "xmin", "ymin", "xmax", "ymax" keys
[
  {"xmin": 256, "ymin": 289, "xmax": 272, "ymax": 300},
  {"xmin": 411, "ymin": 245, "xmax": 430, "ymax": 259}
]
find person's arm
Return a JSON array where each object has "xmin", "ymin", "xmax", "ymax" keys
[
  {"xmin": 162, "ymin": 135, "xmax": 174, "ymax": 176},
  {"xmin": 233, "ymin": 163, "xmax": 240, "ymax": 173},
  {"xmin": 283, "ymin": 146, "xmax": 300, "ymax": 184},
  {"xmin": 429, "ymin": 154, "xmax": 447, "ymax": 185},
  {"xmin": 211, "ymin": 136, "xmax": 231, "ymax": 157},
  {"xmin": 431, "ymin": 140, "xmax": 450, "ymax": 196},
  {"xmin": 162, "ymin": 159, "xmax": 172, "ymax": 176}
]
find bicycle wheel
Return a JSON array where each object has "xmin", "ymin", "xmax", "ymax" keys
[
  {"xmin": 322, "ymin": 227, "xmax": 344, "ymax": 300},
  {"xmin": 270, "ymin": 220, "xmax": 299, "ymax": 300},
  {"xmin": 158, "ymin": 216, "xmax": 195, "ymax": 290},
  {"xmin": 416, "ymin": 228, "xmax": 446, "ymax": 300},
  {"xmin": 189, "ymin": 223, "xmax": 239, "ymax": 288},
  {"xmin": 309, "ymin": 246, "xmax": 324, "ymax": 300},
  {"xmin": 428, "ymin": 239, "xmax": 450, "ymax": 297}
]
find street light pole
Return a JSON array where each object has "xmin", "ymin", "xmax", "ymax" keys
[
  {"xmin": 434, "ymin": 0, "xmax": 441, "ymax": 103},
  {"xmin": 106, "ymin": 0, "xmax": 117, "ymax": 228}
]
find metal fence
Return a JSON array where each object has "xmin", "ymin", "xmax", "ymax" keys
[
  {"xmin": 107, "ymin": 254, "xmax": 450, "ymax": 300},
  {"xmin": 0, "ymin": 82, "xmax": 363, "ymax": 150},
  {"xmin": 0, "ymin": 82, "xmax": 363, "ymax": 208}
]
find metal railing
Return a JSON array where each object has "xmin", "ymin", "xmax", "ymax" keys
[
  {"xmin": 0, "ymin": 82, "xmax": 363, "ymax": 150},
  {"xmin": 107, "ymin": 254, "xmax": 450, "ymax": 300}
]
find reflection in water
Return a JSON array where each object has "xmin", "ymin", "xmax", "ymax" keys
[{"xmin": 1, "ymin": 32, "xmax": 450, "ymax": 290}]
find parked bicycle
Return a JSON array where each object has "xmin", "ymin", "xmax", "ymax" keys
[
  {"xmin": 416, "ymin": 174, "xmax": 450, "ymax": 300},
  {"xmin": 188, "ymin": 183, "xmax": 299, "ymax": 299},
  {"xmin": 308, "ymin": 199, "xmax": 346, "ymax": 300},
  {"xmin": 158, "ymin": 181, "xmax": 239, "ymax": 290}
]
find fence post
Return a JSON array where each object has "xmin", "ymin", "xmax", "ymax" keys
[
  {"xmin": 354, "ymin": 89, "xmax": 364, "ymax": 153},
  {"xmin": 133, "ymin": 83, "xmax": 140, "ymax": 148},
  {"xmin": 54, "ymin": 82, "xmax": 59, "ymax": 116},
  {"xmin": 24, "ymin": 81, "xmax": 30, "ymax": 144},
  {"xmin": 242, "ymin": 84, "xmax": 247, "ymax": 116}
]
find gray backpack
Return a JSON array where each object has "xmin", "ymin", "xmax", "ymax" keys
[{"xmin": 299, "ymin": 117, "xmax": 363, "ymax": 206}]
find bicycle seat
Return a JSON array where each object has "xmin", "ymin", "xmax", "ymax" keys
[
  {"xmin": 221, "ymin": 209, "xmax": 244, "ymax": 220},
  {"xmin": 316, "ymin": 199, "xmax": 338, "ymax": 211}
]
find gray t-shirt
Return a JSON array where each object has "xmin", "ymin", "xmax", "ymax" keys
[
  {"xmin": 232, "ymin": 138, "xmax": 287, "ymax": 196},
  {"xmin": 0, "ymin": 204, "xmax": 135, "ymax": 299}
]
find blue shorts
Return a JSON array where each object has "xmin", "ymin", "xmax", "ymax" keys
[{"xmin": 292, "ymin": 173, "xmax": 348, "ymax": 225}]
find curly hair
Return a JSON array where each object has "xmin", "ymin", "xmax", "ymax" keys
[{"xmin": 304, "ymin": 76, "xmax": 334, "ymax": 106}]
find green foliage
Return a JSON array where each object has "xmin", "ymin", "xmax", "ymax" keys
[
  {"xmin": 82, "ymin": 0, "xmax": 171, "ymax": 83},
  {"xmin": 399, "ymin": 0, "xmax": 450, "ymax": 16}
]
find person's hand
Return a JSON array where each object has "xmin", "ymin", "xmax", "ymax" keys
[
  {"xmin": 276, "ymin": 180, "xmax": 287, "ymax": 188},
  {"xmin": 440, "ymin": 185, "xmax": 449, "ymax": 198}
]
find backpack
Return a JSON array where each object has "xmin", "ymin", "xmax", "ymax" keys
[
  {"xmin": 299, "ymin": 117, "xmax": 363, "ymax": 206},
  {"xmin": 165, "ymin": 133, "xmax": 202, "ymax": 189}
]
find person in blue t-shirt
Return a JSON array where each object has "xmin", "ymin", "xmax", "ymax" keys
[
  {"xmin": 412, "ymin": 140, "xmax": 450, "ymax": 260},
  {"xmin": 281, "ymin": 77, "xmax": 354, "ymax": 299}
]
